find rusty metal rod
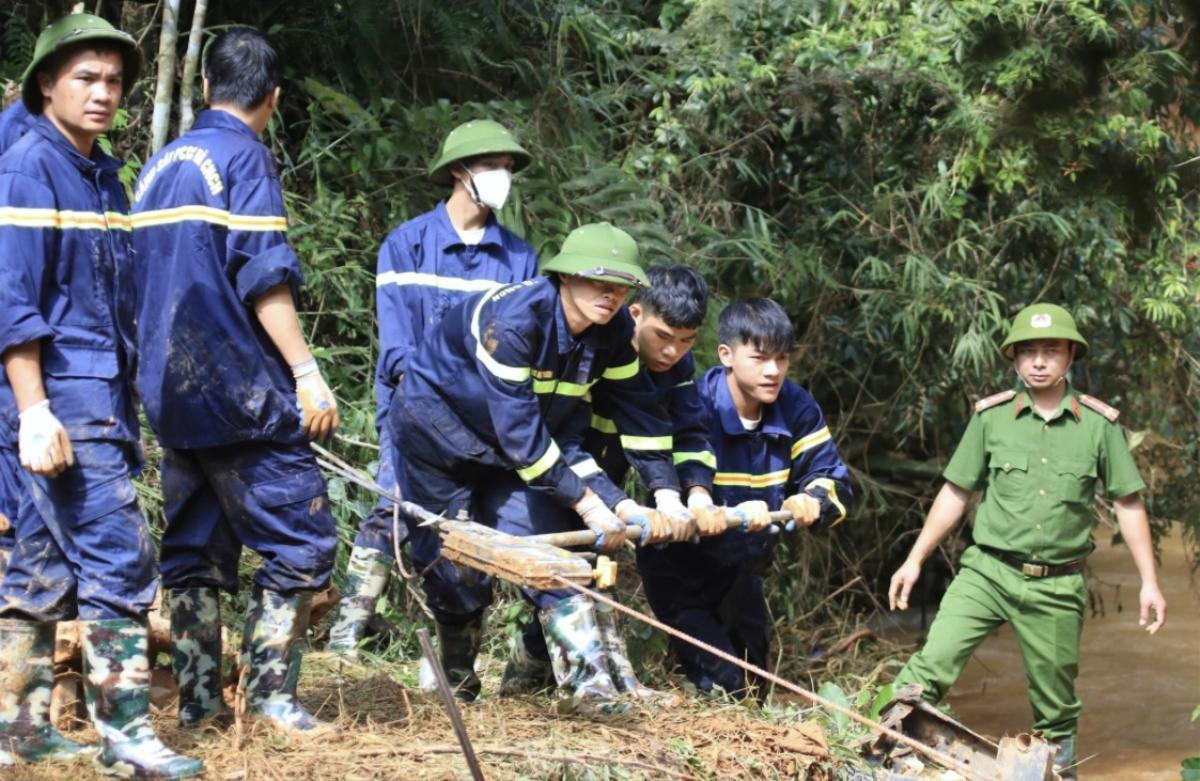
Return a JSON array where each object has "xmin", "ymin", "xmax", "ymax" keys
[
  {"xmin": 415, "ymin": 628, "xmax": 486, "ymax": 781},
  {"xmin": 528, "ymin": 510, "xmax": 795, "ymax": 548},
  {"xmin": 553, "ymin": 577, "xmax": 995, "ymax": 781}
]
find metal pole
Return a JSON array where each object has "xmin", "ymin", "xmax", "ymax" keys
[{"xmin": 415, "ymin": 628, "xmax": 486, "ymax": 781}]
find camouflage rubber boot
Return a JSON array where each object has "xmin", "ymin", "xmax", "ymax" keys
[
  {"xmin": 326, "ymin": 546, "xmax": 393, "ymax": 659},
  {"xmin": 241, "ymin": 586, "xmax": 332, "ymax": 734},
  {"xmin": 538, "ymin": 595, "xmax": 628, "ymax": 716},
  {"xmin": 417, "ymin": 616, "xmax": 484, "ymax": 702},
  {"xmin": 594, "ymin": 598, "xmax": 676, "ymax": 706},
  {"xmin": 81, "ymin": 618, "xmax": 204, "ymax": 780},
  {"xmin": 168, "ymin": 587, "xmax": 231, "ymax": 727},
  {"xmin": 0, "ymin": 619, "xmax": 92, "ymax": 766},
  {"xmin": 1051, "ymin": 736, "xmax": 1077, "ymax": 781},
  {"xmin": 498, "ymin": 621, "xmax": 554, "ymax": 696}
]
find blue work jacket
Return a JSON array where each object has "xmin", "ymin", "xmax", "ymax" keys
[
  {"xmin": 399, "ymin": 276, "xmax": 675, "ymax": 507},
  {"xmin": 374, "ymin": 202, "xmax": 538, "ymax": 425},
  {"xmin": 0, "ymin": 117, "xmax": 138, "ymax": 445},
  {"xmin": 130, "ymin": 110, "xmax": 305, "ymax": 448},
  {"xmin": 0, "ymin": 102, "xmax": 34, "ymax": 154},
  {"xmin": 587, "ymin": 351, "xmax": 715, "ymax": 501},
  {"xmin": 698, "ymin": 366, "xmax": 852, "ymax": 560}
]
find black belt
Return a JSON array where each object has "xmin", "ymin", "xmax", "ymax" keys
[{"xmin": 978, "ymin": 546, "xmax": 1086, "ymax": 578}]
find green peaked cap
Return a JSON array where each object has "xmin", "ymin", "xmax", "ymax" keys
[
  {"xmin": 428, "ymin": 119, "xmax": 531, "ymax": 186},
  {"xmin": 540, "ymin": 222, "xmax": 649, "ymax": 288},
  {"xmin": 22, "ymin": 13, "xmax": 141, "ymax": 114},
  {"xmin": 1000, "ymin": 303, "xmax": 1088, "ymax": 358}
]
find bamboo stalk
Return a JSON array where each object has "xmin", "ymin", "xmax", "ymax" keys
[
  {"xmin": 150, "ymin": 0, "xmax": 181, "ymax": 153},
  {"xmin": 177, "ymin": 0, "xmax": 207, "ymax": 135}
]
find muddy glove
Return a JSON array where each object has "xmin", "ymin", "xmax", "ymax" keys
[
  {"xmin": 18, "ymin": 399, "xmax": 74, "ymax": 477},
  {"xmin": 687, "ymin": 488, "xmax": 727, "ymax": 537},
  {"xmin": 731, "ymin": 499, "xmax": 772, "ymax": 532},
  {"xmin": 782, "ymin": 492, "xmax": 822, "ymax": 530},
  {"xmin": 575, "ymin": 491, "xmax": 626, "ymax": 551},
  {"xmin": 292, "ymin": 358, "xmax": 340, "ymax": 440},
  {"xmin": 615, "ymin": 499, "xmax": 672, "ymax": 545},
  {"xmin": 653, "ymin": 489, "xmax": 696, "ymax": 542}
]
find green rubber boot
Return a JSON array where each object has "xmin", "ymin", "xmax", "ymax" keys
[
  {"xmin": 0, "ymin": 619, "xmax": 92, "ymax": 766},
  {"xmin": 241, "ymin": 586, "xmax": 333, "ymax": 735},
  {"xmin": 168, "ymin": 587, "xmax": 231, "ymax": 727},
  {"xmin": 82, "ymin": 618, "xmax": 204, "ymax": 779},
  {"xmin": 326, "ymin": 546, "xmax": 393, "ymax": 660},
  {"xmin": 539, "ymin": 595, "xmax": 629, "ymax": 717},
  {"xmin": 594, "ymin": 598, "xmax": 676, "ymax": 706},
  {"xmin": 418, "ymin": 616, "xmax": 484, "ymax": 701},
  {"xmin": 498, "ymin": 621, "xmax": 554, "ymax": 696}
]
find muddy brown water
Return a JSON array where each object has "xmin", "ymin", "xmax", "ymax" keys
[{"xmin": 927, "ymin": 529, "xmax": 1200, "ymax": 780}]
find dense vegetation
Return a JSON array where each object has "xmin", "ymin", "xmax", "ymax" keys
[{"xmin": 3, "ymin": 0, "xmax": 1198, "ymax": 672}]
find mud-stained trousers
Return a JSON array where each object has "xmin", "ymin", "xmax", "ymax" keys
[
  {"xmin": 894, "ymin": 545, "xmax": 1086, "ymax": 742},
  {"xmin": 0, "ymin": 440, "xmax": 157, "ymax": 621},
  {"xmin": 159, "ymin": 440, "xmax": 336, "ymax": 595},
  {"xmin": 0, "ymin": 445, "xmax": 20, "ymax": 570},
  {"xmin": 350, "ymin": 425, "xmax": 408, "ymax": 555},
  {"xmin": 638, "ymin": 538, "xmax": 771, "ymax": 696}
]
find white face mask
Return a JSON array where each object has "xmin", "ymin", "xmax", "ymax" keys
[{"xmin": 467, "ymin": 168, "xmax": 512, "ymax": 211}]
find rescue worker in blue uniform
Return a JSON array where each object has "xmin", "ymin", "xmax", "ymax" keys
[
  {"xmin": 0, "ymin": 14, "xmax": 203, "ymax": 778},
  {"xmin": 130, "ymin": 28, "xmax": 339, "ymax": 736},
  {"xmin": 498, "ymin": 264, "xmax": 723, "ymax": 694},
  {"xmin": 0, "ymin": 95, "xmax": 36, "ymax": 577},
  {"xmin": 389, "ymin": 222, "xmax": 683, "ymax": 707},
  {"xmin": 641, "ymin": 298, "xmax": 852, "ymax": 697},
  {"xmin": 327, "ymin": 119, "xmax": 539, "ymax": 659}
]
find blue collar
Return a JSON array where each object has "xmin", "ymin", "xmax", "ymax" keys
[
  {"xmin": 434, "ymin": 200, "xmax": 504, "ymax": 254},
  {"xmin": 32, "ymin": 115, "xmax": 123, "ymax": 175},
  {"xmin": 715, "ymin": 370, "xmax": 790, "ymax": 438},
  {"xmin": 193, "ymin": 108, "xmax": 261, "ymax": 140}
]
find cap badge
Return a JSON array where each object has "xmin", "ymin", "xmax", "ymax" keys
[{"xmin": 1030, "ymin": 313, "xmax": 1052, "ymax": 328}]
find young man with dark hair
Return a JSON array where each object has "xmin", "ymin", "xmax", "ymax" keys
[
  {"xmin": 0, "ymin": 13, "xmax": 203, "ymax": 778},
  {"xmin": 327, "ymin": 119, "xmax": 540, "ymax": 660},
  {"xmin": 131, "ymin": 26, "xmax": 339, "ymax": 735},
  {"xmin": 388, "ymin": 222, "xmax": 679, "ymax": 709},
  {"xmin": 887, "ymin": 303, "xmax": 1166, "ymax": 780},
  {"xmin": 640, "ymin": 298, "xmax": 852, "ymax": 697}
]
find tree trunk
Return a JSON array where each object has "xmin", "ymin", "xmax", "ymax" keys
[
  {"xmin": 177, "ymin": 0, "xmax": 207, "ymax": 135},
  {"xmin": 150, "ymin": 0, "xmax": 181, "ymax": 153}
]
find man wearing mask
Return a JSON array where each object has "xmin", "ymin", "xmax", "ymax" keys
[{"xmin": 327, "ymin": 119, "xmax": 539, "ymax": 661}]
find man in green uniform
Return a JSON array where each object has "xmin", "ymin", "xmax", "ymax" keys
[{"xmin": 888, "ymin": 303, "xmax": 1167, "ymax": 780}]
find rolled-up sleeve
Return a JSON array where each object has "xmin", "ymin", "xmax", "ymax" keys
[{"xmin": 224, "ymin": 164, "xmax": 304, "ymax": 303}]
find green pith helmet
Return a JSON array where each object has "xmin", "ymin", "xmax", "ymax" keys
[
  {"xmin": 428, "ymin": 119, "xmax": 531, "ymax": 186},
  {"xmin": 22, "ymin": 13, "xmax": 141, "ymax": 114},
  {"xmin": 540, "ymin": 222, "xmax": 650, "ymax": 288},
  {"xmin": 1000, "ymin": 303, "xmax": 1088, "ymax": 359}
]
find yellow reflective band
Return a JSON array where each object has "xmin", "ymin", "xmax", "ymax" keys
[
  {"xmin": 673, "ymin": 450, "xmax": 717, "ymax": 468},
  {"xmin": 805, "ymin": 477, "xmax": 847, "ymax": 526},
  {"xmin": 516, "ymin": 440, "xmax": 562, "ymax": 482},
  {"xmin": 619, "ymin": 434, "xmax": 673, "ymax": 451},
  {"xmin": 791, "ymin": 426, "xmax": 832, "ymax": 459},
  {"xmin": 532, "ymin": 378, "xmax": 595, "ymax": 397},
  {"xmin": 590, "ymin": 414, "xmax": 617, "ymax": 434},
  {"xmin": 131, "ymin": 206, "xmax": 288, "ymax": 232},
  {"xmin": 470, "ymin": 286, "xmax": 531, "ymax": 383},
  {"xmin": 713, "ymin": 468, "xmax": 790, "ymax": 488},
  {"xmin": 569, "ymin": 458, "xmax": 602, "ymax": 478},
  {"xmin": 602, "ymin": 358, "xmax": 639, "ymax": 381},
  {"xmin": 0, "ymin": 207, "xmax": 133, "ymax": 231},
  {"xmin": 375, "ymin": 271, "xmax": 506, "ymax": 292}
]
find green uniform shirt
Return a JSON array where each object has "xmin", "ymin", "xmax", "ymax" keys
[{"xmin": 943, "ymin": 388, "xmax": 1145, "ymax": 564}]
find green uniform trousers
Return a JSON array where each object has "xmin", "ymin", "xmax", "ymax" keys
[{"xmin": 895, "ymin": 545, "xmax": 1086, "ymax": 741}]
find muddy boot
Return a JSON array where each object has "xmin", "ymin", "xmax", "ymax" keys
[
  {"xmin": 81, "ymin": 618, "xmax": 203, "ymax": 780},
  {"xmin": 499, "ymin": 620, "xmax": 554, "ymax": 696},
  {"xmin": 326, "ymin": 546, "xmax": 393, "ymax": 660},
  {"xmin": 1051, "ymin": 736, "xmax": 1077, "ymax": 781},
  {"xmin": 539, "ymin": 595, "xmax": 629, "ymax": 717},
  {"xmin": 241, "ymin": 586, "xmax": 332, "ymax": 735},
  {"xmin": 0, "ymin": 619, "xmax": 92, "ymax": 766},
  {"xmin": 168, "ymin": 587, "xmax": 231, "ymax": 728},
  {"xmin": 594, "ymin": 598, "xmax": 676, "ymax": 707},
  {"xmin": 417, "ymin": 616, "xmax": 484, "ymax": 701}
]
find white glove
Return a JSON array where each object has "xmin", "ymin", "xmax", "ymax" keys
[
  {"xmin": 783, "ymin": 493, "xmax": 822, "ymax": 529},
  {"xmin": 687, "ymin": 488, "xmax": 727, "ymax": 537},
  {"xmin": 575, "ymin": 492, "xmax": 626, "ymax": 550},
  {"xmin": 653, "ymin": 488, "xmax": 696, "ymax": 542},
  {"xmin": 615, "ymin": 498, "xmax": 672, "ymax": 545},
  {"xmin": 292, "ymin": 358, "xmax": 339, "ymax": 440},
  {"xmin": 731, "ymin": 499, "xmax": 772, "ymax": 531},
  {"xmin": 18, "ymin": 400, "xmax": 73, "ymax": 477}
]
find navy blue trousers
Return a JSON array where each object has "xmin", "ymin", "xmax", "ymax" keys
[
  {"xmin": 638, "ymin": 538, "xmax": 772, "ymax": 696},
  {"xmin": 0, "ymin": 440, "xmax": 157, "ymax": 621},
  {"xmin": 0, "ymin": 445, "xmax": 19, "ymax": 554},
  {"xmin": 159, "ymin": 440, "xmax": 336, "ymax": 595}
]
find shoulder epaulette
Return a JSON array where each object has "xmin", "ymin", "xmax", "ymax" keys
[
  {"xmin": 1078, "ymin": 394, "xmax": 1120, "ymax": 423},
  {"xmin": 974, "ymin": 389, "xmax": 1016, "ymax": 414}
]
